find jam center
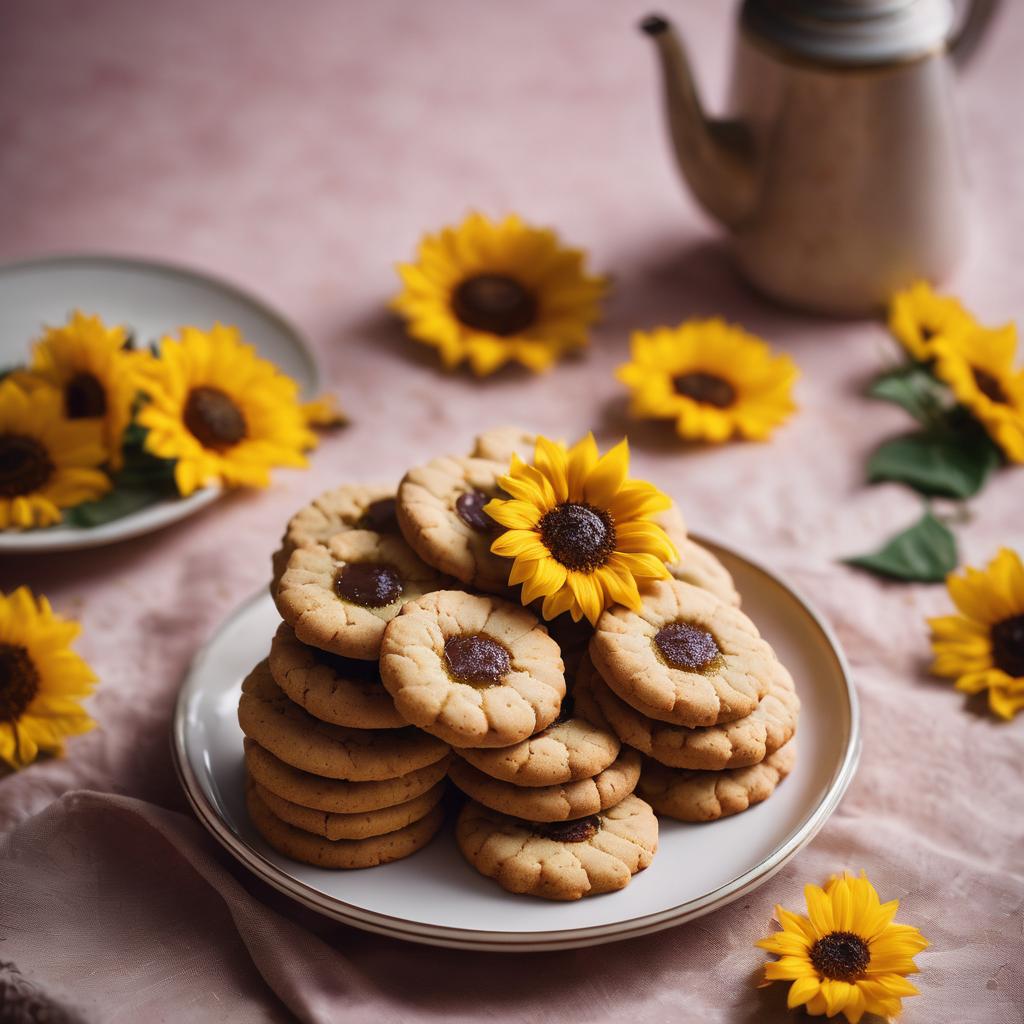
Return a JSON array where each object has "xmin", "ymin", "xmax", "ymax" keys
[
  {"xmin": 0, "ymin": 435, "xmax": 54, "ymax": 497},
  {"xmin": 455, "ymin": 490, "xmax": 494, "ymax": 532},
  {"xmin": 64, "ymin": 371, "xmax": 108, "ymax": 418},
  {"xmin": 183, "ymin": 386, "xmax": 247, "ymax": 450},
  {"xmin": 654, "ymin": 622, "xmax": 722, "ymax": 672},
  {"xmin": 673, "ymin": 371, "xmax": 737, "ymax": 409},
  {"xmin": 534, "ymin": 814, "xmax": 601, "ymax": 843},
  {"xmin": 357, "ymin": 497, "xmax": 399, "ymax": 533},
  {"xmin": 972, "ymin": 366, "xmax": 1008, "ymax": 404},
  {"xmin": 0, "ymin": 643, "xmax": 40, "ymax": 722},
  {"xmin": 991, "ymin": 613, "xmax": 1024, "ymax": 678},
  {"xmin": 443, "ymin": 634, "xmax": 511, "ymax": 685},
  {"xmin": 809, "ymin": 931, "xmax": 871, "ymax": 982},
  {"xmin": 334, "ymin": 563, "xmax": 403, "ymax": 608},
  {"xmin": 538, "ymin": 502, "xmax": 616, "ymax": 572},
  {"xmin": 451, "ymin": 274, "xmax": 538, "ymax": 337}
]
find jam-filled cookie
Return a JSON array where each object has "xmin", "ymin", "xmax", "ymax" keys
[
  {"xmin": 271, "ymin": 484, "xmax": 397, "ymax": 592},
  {"xmin": 396, "ymin": 455, "xmax": 512, "ymax": 593},
  {"xmin": 237, "ymin": 660, "xmax": 449, "ymax": 780},
  {"xmin": 471, "ymin": 426, "xmax": 538, "ymax": 465},
  {"xmin": 275, "ymin": 529, "xmax": 442, "ymax": 660},
  {"xmin": 448, "ymin": 747, "xmax": 641, "ymax": 821},
  {"xmin": 589, "ymin": 652, "xmax": 799, "ymax": 770},
  {"xmin": 379, "ymin": 590, "xmax": 565, "ymax": 748},
  {"xmin": 455, "ymin": 794, "xmax": 658, "ymax": 900},
  {"xmin": 638, "ymin": 741, "xmax": 797, "ymax": 822},
  {"xmin": 248, "ymin": 783, "xmax": 444, "ymax": 869},
  {"xmin": 454, "ymin": 692, "xmax": 620, "ymax": 787},
  {"xmin": 590, "ymin": 579, "xmax": 776, "ymax": 728},
  {"xmin": 244, "ymin": 739, "xmax": 450, "ymax": 814},
  {"xmin": 268, "ymin": 622, "xmax": 406, "ymax": 729},
  {"xmin": 249, "ymin": 777, "xmax": 446, "ymax": 841},
  {"xmin": 668, "ymin": 538, "xmax": 741, "ymax": 608}
]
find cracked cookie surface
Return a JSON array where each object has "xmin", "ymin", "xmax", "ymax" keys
[
  {"xmin": 471, "ymin": 426, "xmax": 538, "ymax": 465},
  {"xmin": 667, "ymin": 537, "xmax": 741, "ymax": 608}
]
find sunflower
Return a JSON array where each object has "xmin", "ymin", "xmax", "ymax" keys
[
  {"xmin": 888, "ymin": 280, "xmax": 978, "ymax": 362},
  {"xmin": 617, "ymin": 319, "xmax": 798, "ymax": 442},
  {"xmin": 18, "ymin": 310, "xmax": 146, "ymax": 468},
  {"xmin": 0, "ymin": 379, "xmax": 111, "ymax": 529},
  {"xmin": 392, "ymin": 212, "xmax": 607, "ymax": 375},
  {"xmin": 930, "ymin": 324, "xmax": 1024, "ymax": 462},
  {"xmin": 0, "ymin": 586, "xmax": 96, "ymax": 769},
  {"xmin": 757, "ymin": 871, "xmax": 928, "ymax": 1023},
  {"xmin": 135, "ymin": 324, "xmax": 317, "ymax": 497},
  {"xmin": 485, "ymin": 434, "xmax": 677, "ymax": 626},
  {"xmin": 928, "ymin": 547, "xmax": 1024, "ymax": 719}
]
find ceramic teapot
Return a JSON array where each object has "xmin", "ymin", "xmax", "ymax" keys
[{"xmin": 641, "ymin": 1, "xmax": 1001, "ymax": 315}]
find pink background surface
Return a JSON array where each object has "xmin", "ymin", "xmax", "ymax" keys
[{"xmin": 0, "ymin": 2, "xmax": 1021, "ymax": 1022}]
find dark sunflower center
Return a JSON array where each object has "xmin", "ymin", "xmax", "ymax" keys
[
  {"xmin": 0, "ymin": 435, "xmax": 54, "ymax": 497},
  {"xmin": 334, "ymin": 563, "xmax": 403, "ymax": 608},
  {"xmin": 672, "ymin": 371, "xmax": 737, "ymax": 409},
  {"xmin": 972, "ymin": 367, "xmax": 1008, "ymax": 404},
  {"xmin": 183, "ymin": 386, "xmax": 247, "ymax": 451},
  {"xmin": 991, "ymin": 614, "xmax": 1024, "ymax": 678},
  {"xmin": 539, "ymin": 502, "xmax": 616, "ymax": 572},
  {"xmin": 64, "ymin": 371, "xmax": 108, "ymax": 418},
  {"xmin": 0, "ymin": 643, "xmax": 40, "ymax": 722},
  {"xmin": 455, "ymin": 490, "xmax": 495, "ymax": 532},
  {"xmin": 809, "ymin": 931, "xmax": 871, "ymax": 982},
  {"xmin": 356, "ymin": 498, "xmax": 399, "ymax": 534},
  {"xmin": 444, "ymin": 634, "xmax": 511, "ymax": 685},
  {"xmin": 534, "ymin": 814, "xmax": 601, "ymax": 843},
  {"xmin": 654, "ymin": 622, "xmax": 722, "ymax": 673},
  {"xmin": 452, "ymin": 274, "xmax": 538, "ymax": 336}
]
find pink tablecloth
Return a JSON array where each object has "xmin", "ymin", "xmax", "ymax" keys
[{"xmin": 0, "ymin": 2, "xmax": 1021, "ymax": 1021}]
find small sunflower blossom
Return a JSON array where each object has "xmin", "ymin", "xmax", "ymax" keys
[
  {"xmin": 928, "ymin": 547, "xmax": 1024, "ymax": 719},
  {"xmin": 392, "ymin": 212, "xmax": 607, "ymax": 376},
  {"xmin": 888, "ymin": 280, "xmax": 979, "ymax": 362},
  {"xmin": 0, "ymin": 379, "xmax": 111, "ymax": 529},
  {"xmin": 135, "ymin": 323, "xmax": 317, "ymax": 497},
  {"xmin": 485, "ymin": 434, "xmax": 677, "ymax": 626},
  {"xmin": 301, "ymin": 392, "xmax": 348, "ymax": 430},
  {"xmin": 0, "ymin": 586, "xmax": 97, "ymax": 769},
  {"xmin": 757, "ymin": 872, "xmax": 928, "ymax": 1023},
  {"xmin": 930, "ymin": 323, "xmax": 1024, "ymax": 463},
  {"xmin": 617, "ymin": 318, "xmax": 799, "ymax": 443}
]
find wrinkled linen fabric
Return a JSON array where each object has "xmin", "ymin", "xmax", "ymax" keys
[{"xmin": 0, "ymin": 0, "xmax": 1022, "ymax": 1021}]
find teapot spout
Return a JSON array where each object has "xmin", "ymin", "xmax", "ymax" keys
[{"xmin": 640, "ymin": 14, "xmax": 754, "ymax": 227}]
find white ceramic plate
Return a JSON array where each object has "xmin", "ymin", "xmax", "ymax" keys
[
  {"xmin": 0, "ymin": 254, "xmax": 320, "ymax": 553},
  {"xmin": 172, "ymin": 536, "xmax": 860, "ymax": 951}
]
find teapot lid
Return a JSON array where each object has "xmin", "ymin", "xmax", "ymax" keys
[{"xmin": 742, "ymin": 0, "xmax": 955, "ymax": 64}]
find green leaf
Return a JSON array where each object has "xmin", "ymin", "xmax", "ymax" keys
[
  {"xmin": 867, "ymin": 428, "xmax": 1002, "ymax": 499},
  {"xmin": 65, "ymin": 486, "xmax": 171, "ymax": 528},
  {"xmin": 845, "ymin": 511, "xmax": 958, "ymax": 583},
  {"xmin": 867, "ymin": 365, "xmax": 947, "ymax": 424}
]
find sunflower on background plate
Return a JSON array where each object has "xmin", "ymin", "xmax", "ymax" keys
[
  {"xmin": 392, "ymin": 212, "xmax": 607, "ymax": 376},
  {"xmin": 0, "ymin": 586, "xmax": 96, "ymax": 770},
  {"xmin": 485, "ymin": 433, "xmax": 677, "ymax": 625},
  {"xmin": 617, "ymin": 318, "xmax": 799, "ymax": 442},
  {"xmin": 136, "ymin": 323, "xmax": 317, "ymax": 497}
]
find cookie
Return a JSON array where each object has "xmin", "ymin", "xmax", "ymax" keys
[
  {"xmin": 248, "ymin": 784, "xmax": 444, "ymax": 868},
  {"xmin": 471, "ymin": 426, "xmax": 538, "ymax": 465},
  {"xmin": 589, "ymin": 653, "xmax": 799, "ymax": 770},
  {"xmin": 570, "ymin": 657, "xmax": 614, "ymax": 731},
  {"xmin": 275, "ymin": 529, "xmax": 442, "ymax": 660},
  {"xmin": 268, "ymin": 622, "xmax": 406, "ymax": 729},
  {"xmin": 637, "ymin": 741, "xmax": 797, "ymax": 822},
  {"xmin": 244, "ymin": 739, "xmax": 450, "ymax": 813},
  {"xmin": 668, "ymin": 538, "xmax": 741, "ymax": 608},
  {"xmin": 271, "ymin": 484, "xmax": 397, "ymax": 592},
  {"xmin": 396, "ymin": 454, "xmax": 512, "ymax": 592},
  {"xmin": 250, "ymin": 778, "xmax": 446, "ymax": 840},
  {"xmin": 456, "ymin": 794, "xmax": 658, "ymax": 900},
  {"xmin": 543, "ymin": 611, "xmax": 594, "ymax": 686},
  {"xmin": 653, "ymin": 502, "xmax": 688, "ymax": 540},
  {"xmin": 379, "ymin": 590, "xmax": 566, "ymax": 748},
  {"xmin": 449, "ymin": 748, "xmax": 641, "ymax": 821},
  {"xmin": 237, "ymin": 660, "xmax": 449, "ymax": 780},
  {"xmin": 590, "ymin": 579, "xmax": 776, "ymax": 727},
  {"xmin": 454, "ymin": 696, "xmax": 620, "ymax": 787}
]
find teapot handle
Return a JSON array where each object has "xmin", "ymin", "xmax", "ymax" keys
[{"xmin": 949, "ymin": 0, "xmax": 1002, "ymax": 69}]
